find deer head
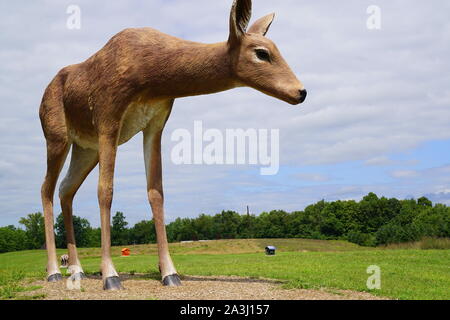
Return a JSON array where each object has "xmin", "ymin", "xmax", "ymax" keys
[{"xmin": 228, "ymin": 0, "xmax": 307, "ymax": 105}]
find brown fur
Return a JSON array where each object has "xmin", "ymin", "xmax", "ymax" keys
[{"xmin": 39, "ymin": 0, "xmax": 306, "ymax": 290}]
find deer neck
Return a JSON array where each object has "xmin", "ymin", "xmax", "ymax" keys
[{"xmin": 152, "ymin": 41, "xmax": 240, "ymax": 98}]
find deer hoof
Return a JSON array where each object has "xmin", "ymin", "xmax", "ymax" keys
[
  {"xmin": 162, "ymin": 274, "xmax": 182, "ymax": 286},
  {"xmin": 103, "ymin": 276, "xmax": 123, "ymax": 290},
  {"xmin": 47, "ymin": 273, "xmax": 63, "ymax": 282}
]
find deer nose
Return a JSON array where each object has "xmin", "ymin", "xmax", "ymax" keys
[{"xmin": 299, "ymin": 89, "xmax": 307, "ymax": 103}]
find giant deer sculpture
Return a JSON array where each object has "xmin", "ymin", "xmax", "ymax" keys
[{"xmin": 39, "ymin": 0, "xmax": 306, "ymax": 290}]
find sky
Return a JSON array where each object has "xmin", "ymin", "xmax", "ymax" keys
[{"xmin": 1, "ymin": 0, "xmax": 450, "ymax": 227}]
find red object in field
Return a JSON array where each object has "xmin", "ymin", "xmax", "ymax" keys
[{"xmin": 121, "ymin": 248, "xmax": 130, "ymax": 256}]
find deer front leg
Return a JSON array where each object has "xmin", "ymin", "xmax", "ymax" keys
[
  {"xmin": 143, "ymin": 117, "xmax": 180, "ymax": 286},
  {"xmin": 97, "ymin": 132, "xmax": 123, "ymax": 290}
]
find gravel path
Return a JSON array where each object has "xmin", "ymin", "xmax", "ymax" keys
[{"xmin": 23, "ymin": 274, "xmax": 387, "ymax": 300}]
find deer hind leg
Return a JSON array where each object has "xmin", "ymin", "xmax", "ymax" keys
[
  {"xmin": 143, "ymin": 99, "xmax": 180, "ymax": 286},
  {"xmin": 41, "ymin": 135, "xmax": 70, "ymax": 282},
  {"xmin": 59, "ymin": 144, "xmax": 99, "ymax": 281},
  {"xmin": 40, "ymin": 70, "xmax": 72, "ymax": 282},
  {"xmin": 97, "ymin": 132, "xmax": 123, "ymax": 290}
]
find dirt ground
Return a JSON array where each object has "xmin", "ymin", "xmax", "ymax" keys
[{"xmin": 22, "ymin": 274, "xmax": 388, "ymax": 300}]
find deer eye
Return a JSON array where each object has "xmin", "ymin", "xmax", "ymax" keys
[{"xmin": 255, "ymin": 49, "xmax": 271, "ymax": 62}]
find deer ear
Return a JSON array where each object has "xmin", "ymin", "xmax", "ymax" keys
[
  {"xmin": 248, "ymin": 13, "xmax": 275, "ymax": 36},
  {"xmin": 228, "ymin": 0, "xmax": 252, "ymax": 46}
]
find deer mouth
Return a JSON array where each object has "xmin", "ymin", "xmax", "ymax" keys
[
  {"xmin": 284, "ymin": 91, "xmax": 307, "ymax": 105},
  {"xmin": 285, "ymin": 89, "xmax": 307, "ymax": 105},
  {"xmin": 251, "ymin": 84, "xmax": 306, "ymax": 106},
  {"xmin": 287, "ymin": 97, "xmax": 301, "ymax": 105}
]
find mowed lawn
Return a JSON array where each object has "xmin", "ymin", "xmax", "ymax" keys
[{"xmin": 0, "ymin": 239, "xmax": 449, "ymax": 300}]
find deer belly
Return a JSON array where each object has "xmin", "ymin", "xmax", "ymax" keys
[
  {"xmin": 69, "ymin": 126, "xmax": 99, "ymax": 150},
  {"xmin": 118, "ymin": 100, "xmax": 166, "ymax": 145},
  {"xmin": 69, "ymin": 100, "xmax": 168, "ymax": 149}
]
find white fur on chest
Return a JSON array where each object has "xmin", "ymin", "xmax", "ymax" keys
[{"xmin": 119, "ymin": 99, "xmax": 169, "ymax": 145}]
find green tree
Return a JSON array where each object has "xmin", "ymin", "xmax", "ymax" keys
[
  {"xmin": 112, "ymin": 212, "xmax": 129, "ymax": 246},
  {"xmin": 295, "ymin": 200, "xmax": 327, "ymax": 239},
  {"xmin": 346, "ymin": 230, "xmax": 376, "ymax": 247},
  {"xmin": 319, "ymin": 202, "xmax": 346, "ymax": 238},
  {"xmin": 193, "ymin": 214, "xmax": 215, "ymax": 240},
  {"xmin": 357, "ymin": 193, "xmax": 400, "ymax": 234},
  {"xmin": 256, "ymin": 210, "xmax": 290, "ymax": 238},
  {"xmin": 376, "ymin": 223, "xmax": 422, "ymax": 245},
  {"xmin": 238, "ymin": 214, "xmax": 257, "ymax": 239},
  {"xmin": 166, "ymin": 217, "xmax": 183, "ymax": 242},
  {"xmin": 178, "ymin": 218, "xmax": 198, "ymax": 241},
  {"xmin": 375, "ymin": 199, "xmax": 424, "ymax": 245},
  {"xmin": 19, "ymin": 212, "xmax": 45, "ymax": 249},
  {"xmin": 213, "ymin": 211, "xmax": 241, "ymax": 239},
  {"xmin": 54, "ymin": 213, "xmax": 92, "ymax": 248},
  {"xmin": 0, "ymin": 226, "xmax": 29, "ymax": 253},
  {"xmin": 129, "ymin": 220, "xmax": 156, "ymax": 244},
  {"xmin": 412, "ymin": 204, "xmax": 450, "ymax": 238},
  {"xmin": 417, "ymin": 196, "xmax": 432, "ymax": 207},
  {"xmin": 87, "ymin": 227, "xmax": 101, "ymax": 247}
]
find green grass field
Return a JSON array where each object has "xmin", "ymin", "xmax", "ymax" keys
[{"xmin": 0, "ymin": 238, "xmax": 449, "ymax": 300}]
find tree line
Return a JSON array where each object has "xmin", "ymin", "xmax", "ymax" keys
[{"xmin": 1, "ymin": 193, "xmax": 449, "ymax": 253}]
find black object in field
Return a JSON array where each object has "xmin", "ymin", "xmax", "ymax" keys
[{"xmin": 265, "ymin": 246, "xmax": 276, "ymax": 255}]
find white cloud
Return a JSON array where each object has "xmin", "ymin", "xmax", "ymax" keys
[
  {"xmin": 295, "ymin": 173, "xmax": 331, "ymax": 182},
  {"xmin": 365, "ymin": 156, "xmax": 394, "ymax": 166},
  {"xmin": 364, "ymin": 156, "xmax": 419, "ymax": 167},
  {"xmin": 390, "ymin": 170, "xmax": 419, "ymax": 179}
]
